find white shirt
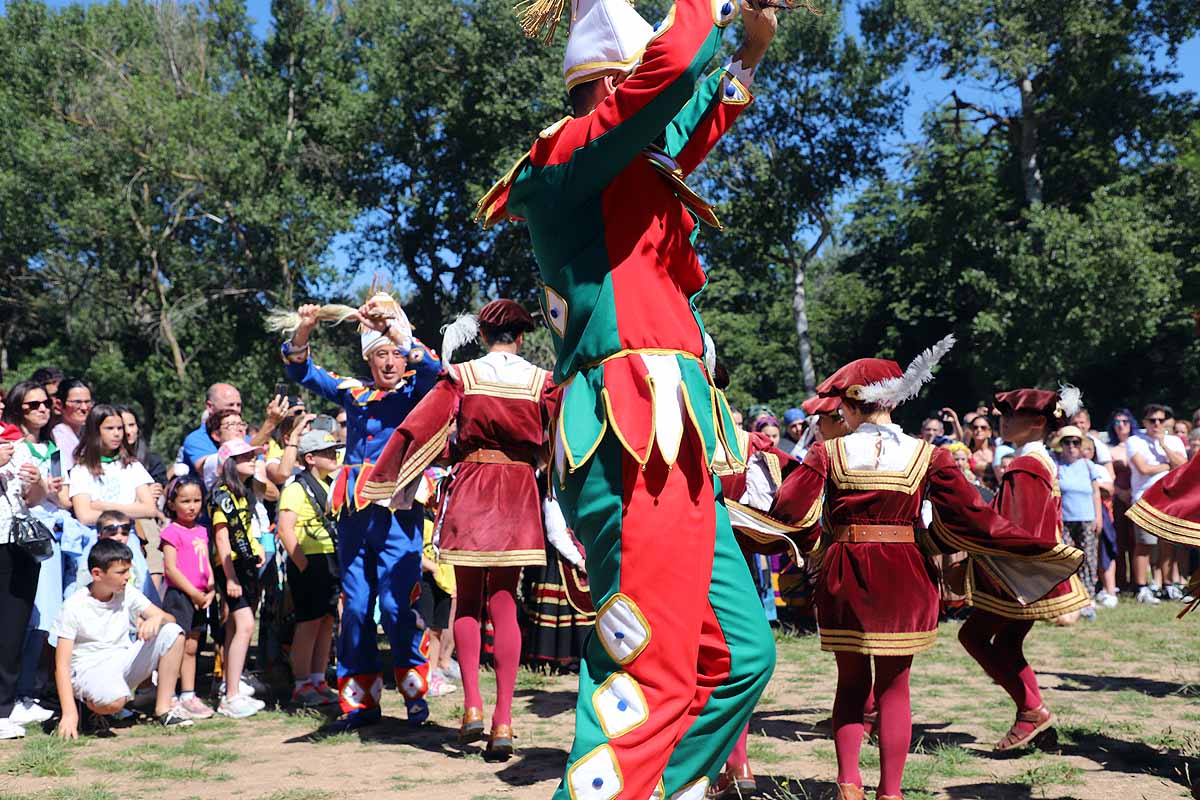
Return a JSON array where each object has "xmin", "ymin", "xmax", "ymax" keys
[
  {"xmin": 466, "ymin": 351, "xmax": 538, "ymax": 385},
  {"xmin": 0, "ymin": 444, "xmax": 34, "ymax": 545},
  {"xmin": 52, "ymin": 423, "xmax": 80, "ymax": 472},
  {"xmin": 68, "ymin": 459, "xmax": 153, "ymax": 506},
  {"xmin": 51, "ymin": 584, "xmax": 152, "ymax": 673},
  {"xmin": 1085, "ymin": 432, "xmax": 1112, "ymax": 465},
  {"xmin": 841, "ymin": 422, "xmax": 922, "ymax": 471},
  {"xmin": 1126, "ymin": 432, "xmax": 1186, "ymax": 501}
]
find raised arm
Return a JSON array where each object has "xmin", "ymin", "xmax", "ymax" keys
[
  {"xmin": 537, "ymin": 0, "xmax": 743, "ymax": 199},
  {"xmin": 664, "ymin": 0, "xmax": 775, "ymax": 175}
]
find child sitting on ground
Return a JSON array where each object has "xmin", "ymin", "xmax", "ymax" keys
[
  {"xmin": 159, "ymin": 475, "xmax": 216, "ymax": 719},
  {"xmin": 275, "ymin": 430, "xmax": 341, "ymax": 706},
  {"xmin": 53, "ymin": 538, "xmax": 192, "ymax": 737}
]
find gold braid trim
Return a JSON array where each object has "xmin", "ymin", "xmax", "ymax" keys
[
  {"xmin": 818, "ymin": 627, "xmax": 937, "ymax": 656},
  {"xmin": 1126, "ymin": 499, "xmax": 1200, "ymax": 547}
]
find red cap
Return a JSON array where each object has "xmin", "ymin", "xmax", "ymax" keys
[
  {"xmin": 816, "ymin": 358, "xmax": 903, "ymax": 401},
  {"xmin": 801, "ymin": 395, "xmax": 841, "ymax": 415},
  {"xmin": 994, "ymin": 389, "xmax": 1070, "ymax": 429},
  {"xmin": 478, "ymin": 299, "xmax": 536, "ymax": 334}
]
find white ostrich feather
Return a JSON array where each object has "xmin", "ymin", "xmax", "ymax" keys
[
  {"xmin": 703, "ymin": 331, "xmax": 717, "ymax": 375},
  {"xmin": 857, "ymin": 334, "xmax": 957, "ymax": 407},
  {"xmin": 439, "ymin": 314, "xmax": 479, "ymax": 366},
  {"xmin": 1058, "ymin": 384, "xmax": 1083, "ymax": 420}
]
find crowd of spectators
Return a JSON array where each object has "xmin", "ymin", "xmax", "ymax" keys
[{"xmin": 0, "ymin": 365, "xmax": 1195, "ymax": 742}]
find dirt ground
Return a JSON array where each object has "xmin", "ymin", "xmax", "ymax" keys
[{"xmin": 3, "ymin": 602, "xmax": 1197, "ymax": 800}]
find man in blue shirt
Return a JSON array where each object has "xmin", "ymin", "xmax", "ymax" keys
[
  {"xmin": 281, "ymin": 295, "xmax": 441, "ymax": 731},
  {"xmin": 178, "ymin": 383, "xmax": 242, "ymax": 474}
]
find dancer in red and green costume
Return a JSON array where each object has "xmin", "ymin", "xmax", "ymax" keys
[{"xmin": 475, "ymin": 0, "xmax": 781, "ymax": 794}]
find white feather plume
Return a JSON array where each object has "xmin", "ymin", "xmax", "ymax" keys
[
  {"xmin": 1057, "ymin": 384, "xmax": 1083, "ymax": 420},
  {"xmin": 703, "ymin": 331, "xmax": 717, "ymax": 375},
  {"xmin": 857, "ymin": 334, "xmax": 957, "ymax": 407},
  {"xmin": 439, "ymin": 314, "xmax": 479, "ymax": 366}
]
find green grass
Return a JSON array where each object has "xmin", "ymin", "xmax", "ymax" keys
[
  {"xmin": 254, "ymin": 791, "xmax": 336, "ymax": 800},
  {"xmin": 1007, "ymin": 762, "xmax": 1085, "ymax": 788},
  {"xmin": 746, "ymin": 736, "xmax": 786, "ymax": 764},
  {"xmin": 0, "ymin": 784, "xmax": 118, "ymax": 800},
  {"xmin": 5, "ymin": 733, "xmax": 84, "ymax": 778},
  {"xmin": 515, "ymin": 668, "xmax": 550, "ymax": 691}
]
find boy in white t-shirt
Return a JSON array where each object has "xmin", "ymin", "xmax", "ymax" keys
[{"xmin": 52, "ymin": 539, "xmax": 192, "ymax": 737}]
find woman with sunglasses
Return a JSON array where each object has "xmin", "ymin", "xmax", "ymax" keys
[
  {"xmin": 967, "ymin": 416, "xmax": 996, "ymax": 488},
  {"xmin": 1105, "ymin": 409, "xmax": 1137, "ymax": 591},
  {"xmin": 1053, "ymin": 426, "xmax": 1106, "ymax": 619},
  {"xmin": 2, "ymin": 381, "xmax": 80, "ymax": 727}
]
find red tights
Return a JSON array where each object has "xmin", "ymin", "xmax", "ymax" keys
[
  {"xmin": 832, "ymin": 652, "xmax": 912, "ymax": 797},
  {"xmin": 453, "ymin": 566, "xmax": 522, "ymax": 727},
  {"xmin": 958, "ymin": 611, "xmax": 1042, "ymax": 731}
]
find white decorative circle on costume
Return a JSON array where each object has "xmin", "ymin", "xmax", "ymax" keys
[
  {"xmin": 649, "ymin": 780, "xmax": 666, "ymax": 800},
  {"xmin": 543, "ymin": 285, "xmax": 569, "ymax": 339},
  {"xmin": 596, "ymin": 593, "xmax": 651, "ymax": 665},
  {"xmin": 669, "ymin": 777, "xmax": 710, "ymax": 800},
  {"xmin": 592, "ymin": 672, "xmax": 649, "ymax": 739},
  {"xmin": 721, "ymin": 75, "xmax": 749, "ymax": 105},
  {"xmin": 567, "ymin": 744, "xmax": 622, "ymax": 800}
]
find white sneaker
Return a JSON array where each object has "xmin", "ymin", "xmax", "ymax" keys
[
  {"xmin": 1095, "ymin": 590, "xmax": 1119, "ymax": 609},
  {"xmin": 10, "ymin": 699, "xmax": 54, "ymax": 725},
  {"xmin": 0, "ymin": 718, "xmax": 27, "ymax": 739},
  {"xmin": 1165, "ymin": 583, "xmax": 1185, "ymax": 601},
  {"xmin": 1136, "ymin": 586, "xmax": 1161, "ymax": 605},
  {"xmin": 218, "ymin": 679, "xmax": 256, "ymax": 698},
  {"xmin": 217, "ymin": 695, "xmax": 260, "ymax": 719}
]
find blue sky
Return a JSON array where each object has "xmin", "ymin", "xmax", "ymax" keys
[{"xmin": 9, "ymin": 0, "xmax": 1200, "ymax": 292}]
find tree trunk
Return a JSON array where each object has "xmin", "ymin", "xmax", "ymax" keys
[
  {"xmin": 1018, "ymin": 73, "xmax": 1043, "ymax": 206},
  {"xmin": 793, "ymin": 212, "xmax": 832, "ymax": 396}
]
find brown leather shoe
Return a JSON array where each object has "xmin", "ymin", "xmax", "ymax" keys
[
  {"xmin": 457, "ymin": 707, "xmax": 485, "ymax": 744},
  {"xmin": 837, "ymin": 784, "xmax": 865, "ymax": 800},
  {"xmin": 707, "ymin": 763, "xmax": 757, "ymax": 798},
  {"xmin": 485, "ymin": 723, "xmax": 515, "ymax": 759},
  {"xmin": 995, "ymin": 703, "xmax": 1055, "ymax": 752}
]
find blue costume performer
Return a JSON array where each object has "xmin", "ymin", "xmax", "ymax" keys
[{"xmin": 280, "ymin": 294, "xmax": 441, "ymax": 730}]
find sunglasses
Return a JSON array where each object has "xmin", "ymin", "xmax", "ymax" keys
[
  {"xmin": 22, "ymin": 399, "xmax": 52, "ymax": 411},
  {"xmin": 971, "ymin": 424, "xmax": 991, "ymax": 431},
  {"xmin": 1061, "ymin": 439, "xmax": 1082, "ymax": 447},
  {"xmin": 1114, "ymin": 418, "xmax": 1131, "ymax": 425},
  {"xmin": 99, "ymin": 523, "xmax": 132, "ymax": 536},
  {"xmin": 1146, "ymin": 416, "xmax": 1168, "ymax": 424}
]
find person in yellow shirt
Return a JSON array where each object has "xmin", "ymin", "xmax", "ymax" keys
[{"xmin": 276, "ymin": 430, "xmax": 342, "ymax": 707}]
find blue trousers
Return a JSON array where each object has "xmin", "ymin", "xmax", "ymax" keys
[{"xmin": 335, "ymin": 505, "xmax": 427, "ymax": 710}]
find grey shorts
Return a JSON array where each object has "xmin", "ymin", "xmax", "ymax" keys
[{"xmin": 1133, "ymin": 524, "xmax": 1158, "ymax": 546}]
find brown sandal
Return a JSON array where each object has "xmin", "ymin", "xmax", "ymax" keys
[{"xmin": 994, "ymin": 704, "xmax": 1055, "ymax": 752}]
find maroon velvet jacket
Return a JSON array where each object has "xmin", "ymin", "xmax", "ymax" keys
[
  {"xmin": 955, "ymin": 446, "xmax": 1090, "ymax": 620},
  {"xmin": 362, "ymin": 355, "xmax": 557, "ymax": 567},
  {"xmin": 1127, "ymin": 454, "xmax": 1200, "ymax": 548}
]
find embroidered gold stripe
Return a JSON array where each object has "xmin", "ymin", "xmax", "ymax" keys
[
  {"xmin": 818, "ymin": 627, "xmax": 937, "ymax": 656},
  {"xmin": 1126, "ymin": 501, "xmax": 1200, "ymax": 546},
  {"xmin": 440, "ymin": 549, "xmax": 547, "ymax": 567},
  {"xmin": 829, "ymin": 439, "xmax": 933, "ymax": 494},
  {"xmin": 968, "ymin": 578, "xmax": 1091, "ymax": 620}
]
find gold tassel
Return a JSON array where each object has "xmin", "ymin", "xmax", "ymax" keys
[{"xmin": 514, "ymin": 0, "xmax": 568, "ymax": 44}]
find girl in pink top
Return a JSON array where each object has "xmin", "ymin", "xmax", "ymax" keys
[{"xmin": 159, "ymin": 475, "xmax": 215, "ymax": 718}]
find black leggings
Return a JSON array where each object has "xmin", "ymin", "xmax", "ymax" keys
[{"xmin": 0, "ymin": 544, "xmax": 40, "ymax": 717}]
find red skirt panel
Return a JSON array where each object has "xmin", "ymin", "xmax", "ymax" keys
[
  {"xmin": 817, "ymin": 541, "xmax": 939, "ymax": 656},
  {"xmin": 438, "ymin": 461, "xmax": 546, "ymax": 567}
]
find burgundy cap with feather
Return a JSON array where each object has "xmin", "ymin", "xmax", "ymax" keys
[
  {"xmin": 477, "ymin": 299, "xmax": 536, "ymax": 334},
  {"xmin": 802, "ymin": 394, "xmax": 841, "ymax": 415},
  {"xmin": 816, "ymin": 359, "xmax": 903, "ymax": 401},
  {"xmin": 994, "ymin": 385, "xmax": 1082, "ymax": 430}
]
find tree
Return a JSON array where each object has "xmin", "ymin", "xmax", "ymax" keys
[{"xmin": 699, "ymin": 0, "xmax": 904, "ymax": 398}]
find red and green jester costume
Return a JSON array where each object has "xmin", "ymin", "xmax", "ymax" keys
[{"xmin": 475, "ymin": 0, "xmax": 771, "ymax": 795}]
